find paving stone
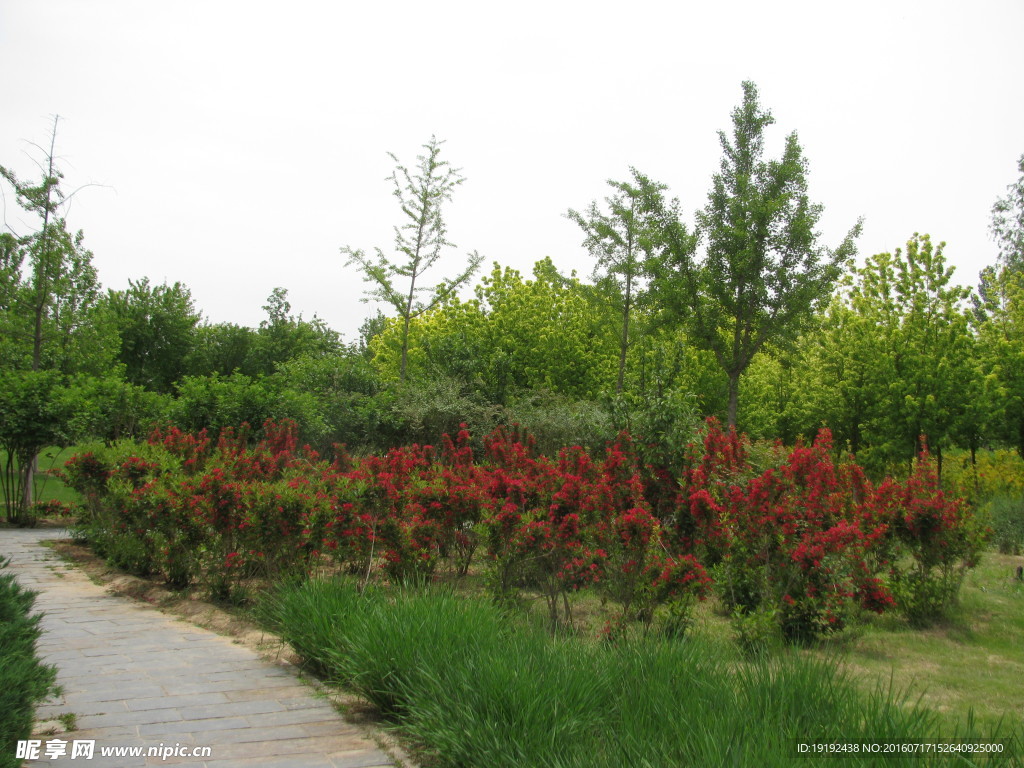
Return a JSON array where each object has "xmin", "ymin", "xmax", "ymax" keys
[
  {"xmin": 244, "ymin": 708, "xmax": 357, "ymax": 729},
  {"xmin": 1, "ymin": 529, "xmax": 398, "ymax": 768},
  {"xmin": 180, "ymin": 699, "xmax": 289, "ymax": 720},
  {"xmin": 126, "ymin": 692, "xmax": 231, "ymax": 712},
  {"xmin": 136, "ymin": 716, "xmax": 249, "ymax": 738}
]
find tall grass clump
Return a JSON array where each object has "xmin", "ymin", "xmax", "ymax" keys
[
  {"xmin": 260, "ymin": 578, "xmax": 1021, "ymax": 767},
  {"xmin": 0, "ymin": 557, "xmax": 59, "ymax": 768}
]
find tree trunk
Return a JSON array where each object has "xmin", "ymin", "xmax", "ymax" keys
[
  {"xmin": 727, "ymin": 372, "xmax": 740, "ymax": 428},
  {"xmin": 19, "ymin": 455, "xmax": 36, "ymax": 522},
  {"xmin": 22, "ymin": 118, "xmax": 60, "ymax": 511},
  {"xmin": 399, "ymin": 313, "xmax": 411, "ymax": 383},
  {"xmin": 617, "ymin": 274, "xmax": 631, "ymax": 395},
  {"xmin": 970, "ymin": 441, "xmax": 978, "ymax": 495}
]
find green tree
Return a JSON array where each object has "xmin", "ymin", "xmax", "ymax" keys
[
  {"xmin": 249, "ymin": 287, "xmax": 340, "ymax": 376},
  {"xmin": 105, "ymin": 278, "xmax": 200, "ymax": 392},
  {"xmin": 1, "ymin": 118, "xmax": 115, "ymax": 512},
  {"xmin": 0, "ymin": 370, "xmax": 67, "ymax": 525},
  {"xmin": 813, "ymin": 235, "xmax": 977, "ymax": 475},
  {"xmin": 991, "ymin": 153, "xmax": 1024, "ymax": 273},
  {"xmin": 798, "ymin": 297, "xmax": 885, "ymax": 456},
  {"xmin": 0, "ymin": 118, "xmax": 113, "ymax": 377},
  {"xmin": 341, "ymin": 137, "xmax": 483, "ymax": 382},
  {"xmin": 567, "ymin": 170, "xmax": 666, "ymax": 393},
  {"xmin": 0, "ymin": 233, "xmax": 25, "ymax": 370},
  {"xmin": 651, "ymin": 82, "xmax": 860, "ymax": 427},
  {"xmin": 974, "ymin": 267, "xmax": 1024, "ymax": 456},
  {"xmin": 185, "ymin": 322, "xmax": 256, "ymax": 378}
]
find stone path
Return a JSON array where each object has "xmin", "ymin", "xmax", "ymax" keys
[{"xmin": 2, "ymin": 529, "xmax": 398, "ymax": 768}]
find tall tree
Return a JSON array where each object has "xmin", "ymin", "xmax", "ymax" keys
[
  {"xmin": 1, "ymin": 117, "xmax": 111, "ymax": 511},
  {"xmin": 976, "ymin": 154, "xmax": 1024, "ymax": 324},
  {"xmin": 991, "ymin": 153, "xmax": 1024, "ymax": 273},
  {"xmin": 567, "ymin": 169, "xmax": 665, "ymax": 394},
  {"xmin": 341, "ymin": 137, "xmax": 483, "ymax": 382},
  {"xmin": 1, "ymin": 122, "xmax": 110, "ymax": 377},
  {"xmin": 652, "ymin": 82, "xmax": 860, "ymax": 427}
]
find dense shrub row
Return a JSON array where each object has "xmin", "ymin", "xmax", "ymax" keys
[
  {"xmin": 63, "ymin": 418, "xmax": 983, "ymax": 639},
  {"xmin": 0, "ymin": 557, "xmax": 58, "ymax": 768}
]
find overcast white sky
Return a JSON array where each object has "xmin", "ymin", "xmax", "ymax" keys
[{"xmin": 3, "ymin": 1, "xmax": 1023, "ymax": 342}]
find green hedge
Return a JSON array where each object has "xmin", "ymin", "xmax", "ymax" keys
[{"xmin": 0, "ymin": 556, "xmax": 58, "ymax": 768}]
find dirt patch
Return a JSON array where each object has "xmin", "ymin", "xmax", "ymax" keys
[{"xmin": 47, "ymin": 539, "xmax": 416, "ymax": 765}]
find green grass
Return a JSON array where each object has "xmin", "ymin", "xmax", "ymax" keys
[
  {"xmin": 816, "ymin": 550, "xmax": 1024, "ymax": 735},
  {"xmin": 31, "ymin": 446, "xmax": 82, "ymax": 506},
  {"xmin": 1, "ymin": 447, "xmax": 82, "ymax": 522},
  {"xmin": 259, "ymin": 578, "xmax": 1022, "ymax": 767}
]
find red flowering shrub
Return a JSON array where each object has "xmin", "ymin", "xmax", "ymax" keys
[
  {"xmin": 872, "ymin": 442, "xmax": 984, "ymax": 624},
  {"xmin": 61, "ymin": 451, "xmax": 112, "ymax": 517},
  {"xmin": 30, "ymin": 498, "xmax": 75, "ymax": 518},
  {"xmin": 147, "ymin": 425, "xmax": 212, "ymax": 474},
  {"xmin": 63, "ymin": 418, "xmax": 978, "ymax": 634},
  {"xmin": 599, "ymin": 507, "xmax": 661, "ymax": 623}
]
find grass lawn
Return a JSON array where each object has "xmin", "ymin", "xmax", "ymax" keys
[
  {"xmin": 1, "ymin": 447, "xmax": 82, "ymax": 521},
  {"xmin": 33, "ymin": 446, "xmax": 82, "ymax": 506},
  {"xmin": 814, "ymin": 550, "xmax": 1024, "ymax": 734}
]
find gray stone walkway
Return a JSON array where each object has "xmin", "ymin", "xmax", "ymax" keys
[{"xmin": 2, "ymin": 529, "xmax": 398, "ymax": 768}]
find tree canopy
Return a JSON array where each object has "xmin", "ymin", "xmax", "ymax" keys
[{"xmin": 649, "ymin": 81, "xmax": 861, "ymax": 426}]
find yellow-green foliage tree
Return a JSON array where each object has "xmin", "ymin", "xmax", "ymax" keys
[
  {"xmin": 370, "ymin": 258, "xmax": 619, "ymax": 403},
  {"xmin": 974, "ymin": 268, "xmax": 1024, "ymax": 457},
  {"xmin": 785, "ymin": 235, "xmax": 977, "ymax": 475}
]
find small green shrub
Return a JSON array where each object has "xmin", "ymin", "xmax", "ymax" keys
[
  {"xmin": 0, "ymin": 557, "xmax": 59, "ymax": 768},
  {"xmin": 985, "ymin": 494, "xmax": 1024, "ymax": 555},
  {"xmin": 731, "ymin": 605, "xmax": 782, "ymax": 658},
  {"xmin": 502, "ymin": 390, "xmax": 616, "ymax": 457},
  {"xmin": 378, "ymin": 376, "xmax": 500, "ymax": 453}
]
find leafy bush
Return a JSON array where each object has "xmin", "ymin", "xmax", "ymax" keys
[
  {"xmin": 730, "ymin": 605, "xmax": 781, "ymax": 658},
  {"xmin": 0, "ymin": 557, "xmax": 58, "ymax": 768},
  {"xmin": 385, "ymin": 375, "xmax": 499, "ymax": 449},
  {"xmin": 60, "ymin": 376, "xmax": 171, "ymax": 445},
  {"xmin": 170, "ymin": 373, "xmax": 328, "ymax": 450},
  {"xmin": 272, "ymin": 353, "xmax": 388, "ymax": 453},
  {"xmin": 984, "ymin": 494, "xmax": 1024, "ymax": 555},
  {"xmin": 502, "ymin": 390, "xmax": 616, "ymax": 457}
]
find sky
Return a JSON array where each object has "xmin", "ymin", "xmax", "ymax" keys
[{"xmin": 2, "ymin": 1, "xmax": 1023, "ymax": 343}]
